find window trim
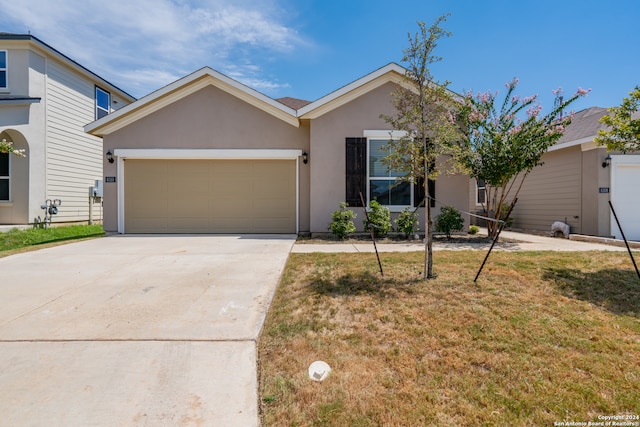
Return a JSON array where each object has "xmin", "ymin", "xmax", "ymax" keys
[
  {"xmin": 364, "ymin": 130, "xmax": 414, "ymax": 211},
  {"xmin": 0, "ymin": 50, "xmax": 8, "ymax": 91},
  {"xmin": 0, "ymin": 152, "xmax": 10, "ymax": 201},
  {"xmin": 95, "ymin": 86, "xmax": 111, "ymax": 119}
]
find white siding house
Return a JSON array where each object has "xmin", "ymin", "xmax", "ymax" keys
[{"xmin": 0, "ymin": 34, "xmax": 135, "ymax": 225}]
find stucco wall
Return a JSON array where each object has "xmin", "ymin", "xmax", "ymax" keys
[
  {"xmin": 102, "ymin": 85, "xmax": 310, "ymax": 233},
  {"xmin": 308, "ymin": 81, "xmax": 469, "ymax": 233}
]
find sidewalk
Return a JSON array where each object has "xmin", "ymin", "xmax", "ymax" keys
[{"xmin": 292, "ymin": 230, "xmax": 637, "ymax": 253}]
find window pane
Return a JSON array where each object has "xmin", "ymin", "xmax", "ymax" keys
[
  {"xmin": 0, "ymin": 179, "xmax": 8, "ymax": 200},
  {"xmin": 370, "ymin": 179, "xmax": 411, "ymax": 206},
  {"xmin": 477, "ymin": 188, "xmax": 486, "ymax": 204},
  {"xmin": 0, "ymin": 51, "xmax": 6, "ymax": 68},
  {"xmin": 96, "ymin": 88, "xmax": 110, "ymax": 110},
  {"xmin": 369, "ymin": 140, "xmax": 404, "ymax": 178},
  {"xmin": 0, "ymin": 153, "xmax": 8, "ymax": 176},
  {"xmin": 0, "ymin": 71, "xmax": 6, "ymax": 88},
  {"xmin": 96, "ymin": 107, "xmax": 109, "ymax": 119}
]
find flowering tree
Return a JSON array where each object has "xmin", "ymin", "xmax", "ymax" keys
[
  {"xmin": 456, "ymin": 80, "xmax": 589, "ymax": 238},
  {"xmin": 380, "ymin": 15, "xmax": 461, "ymax": 279},
  {"xmin": 594, "ymin": 85, "xmax": 640, "ymax": 153},
  {"xmin": 0, "ymin": 139, "xmax": 26, "ymax": 157}
]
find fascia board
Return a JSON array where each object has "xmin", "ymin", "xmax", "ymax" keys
[
  {"xmin": 548, "ymin": 135, "xmax": 597, "ymax": 152},
  {"xmin": 113, "ymin": 148, "xmax": 303, "ymax": 160},
  {"xmin": 86, "ymin": 67, "xmax": 299, "ymax": 136}
]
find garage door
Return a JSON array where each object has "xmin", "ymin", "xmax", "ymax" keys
[
  {"xmin": 611, "ymin": 159, "xmax": 640, "ymax": 241},
  {"xmin": 124, "ymin": 159, "xmax": 296, "ymax": 233}
]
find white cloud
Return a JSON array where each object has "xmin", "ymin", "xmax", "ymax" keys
[{"xmin": 0, "ymin": 0, "xmax": 306, "ymax": 97}]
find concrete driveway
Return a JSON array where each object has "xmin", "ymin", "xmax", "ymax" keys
[{"xmin": 0, "ymin": 234, "xmax": 296, "ymax": 426}]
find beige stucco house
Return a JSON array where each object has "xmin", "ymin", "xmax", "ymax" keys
[
  {"xmin": 0, "ymin": 34, "xmax": 135, "ymax": 225},
  {"xmin": 470, "ymin": 107, "xmax": 640, "ymax": 240},
  {"xmin": 85, "ymin": 63, "xmax": 470, "ymax": 234}
]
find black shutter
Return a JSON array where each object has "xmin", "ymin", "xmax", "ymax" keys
[
  {"xmin": 345, "ymin": 137, "xmax": 367, "ymax": 207},
  {"xmin": 414, "ymin": 177, "xmax": 436, "ymax": 208}
]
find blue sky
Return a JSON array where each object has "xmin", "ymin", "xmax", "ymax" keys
[{"xmin": 1, "ymin": 0, "xmax": 638, "ymax": 113}]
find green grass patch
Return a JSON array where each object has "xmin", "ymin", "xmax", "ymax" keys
[
  {"xmin": 258, "ymin": 251, "xmax": 640, "ymax": 426},
  {"xmin": 0, "ymin": 224, "xmax": 105, "ymax": 255}
]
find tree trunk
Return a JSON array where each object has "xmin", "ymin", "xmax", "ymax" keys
[{"xmin": 423, "ymin": 157, "xmax": 434, "ymax": 279}]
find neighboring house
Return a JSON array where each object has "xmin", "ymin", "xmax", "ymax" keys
[
  {"xmin": 0, "ymin": 34, "xmax": 135, "ymax": 225},
  {"xmin": 470, "ymin": 106, "xmax": 640, "ymax": 240},
  {"xmin": 85, "ymin": 63, "xmax": 470, "ymax": 234}
]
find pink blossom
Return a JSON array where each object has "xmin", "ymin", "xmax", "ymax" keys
[
  {"xmin": 575, "ymin": 87, "xmax": 591, "ymax": 96},
  {"xmin": 552, "ymin": 87, "xmax": 563, "ymax": 95},
  {"xmin": 511, "ymin": 95, "xmax": 520, "ymax": 103},
  {"xmin": 505, "ymin": 77, "xmax": 519, "ymax": 89},
  {"xmin": 526, "ymin": 104, "xmax": 543, "ymax": 117}
]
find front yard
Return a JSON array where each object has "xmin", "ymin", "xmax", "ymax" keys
[{"xmin": 258, "ymin": 250, "xmax": 640, "ymax": 426}]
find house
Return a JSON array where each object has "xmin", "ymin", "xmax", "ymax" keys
[
  {"xmin": 472, "ymin": 106, "xmax": 640, "ymax": 240},
  {"xmin": 85, "ymin": 63, "xmax": 470, "ymax": 234},
  {"xmin": 0, "ymin": 34, "xmax": 135, "ymax": 225}
]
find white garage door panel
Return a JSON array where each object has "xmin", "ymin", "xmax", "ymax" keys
[
  {"xmin": 125, "ymin": 159, "xmax": 296, "ymax": 233},
  {"xmin": 611, "ymin": 163, "xmax": 640, "ymax": 241}
]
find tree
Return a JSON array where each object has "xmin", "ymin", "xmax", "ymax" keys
[
  {"xmin": 456, "ymin": 81, "xmax": 589, "ymax": 238},
  {"xmin": 380, "ymin": 15, "xmax": 460, "ymax": 279},
  {"xmin": 0, "ymin": 139, "xmax": 25, "ymax": 157},
  {"xmin": 594, "ymin": 86, "xmax": 640, "ymax": 153}
]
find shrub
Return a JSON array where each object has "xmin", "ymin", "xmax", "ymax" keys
[
  {"xmin": 329, "ymin": 202, "xmax": 357, "ymax": 239},
  {"xmin": 363, "ymin": 200, "xmax": 391, "ymax": 238},
  {"xmin": 395, "ymin": 207, "xmax": 419, "ymax": 238},
  {"xmin": 468, "ymin": 225, "xmax": 480, "ymax": 235},
  {"xmin": 435, "ymin": 205, "xmax": 464, "ymax": 238}
]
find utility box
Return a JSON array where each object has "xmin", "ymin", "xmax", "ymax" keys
[{"xmin": 91, "ymin": 179, "xmax": 104, "ymax": 198}]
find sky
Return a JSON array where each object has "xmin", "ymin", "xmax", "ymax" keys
[{"xmin": 1, "ymin": 0, "xmax": 638, "ymax": 113}]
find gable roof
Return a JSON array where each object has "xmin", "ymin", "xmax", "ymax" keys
[
  {"xmin": 0, "ymin": 33, "xmax": 135, "ymax": 102},
  {"xmin": 86, "ymin": 62, "xmax": 453, "ymax": 137},
  {"xmin": 86, "ymin": 67, "xmax": 300, "ymax": 136}
]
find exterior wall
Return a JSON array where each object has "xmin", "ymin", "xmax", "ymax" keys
[
  {"xmin": 510, "ymin": 146, "xmax": 582, "ymax": 233},
  {"xmin": 0, "ymin": 38, "xmax": 134, "ymax": 225},
  {"xmin": 45, "ymin": 58, "xmax": 105, "ymax": 223},
  {"xmin": 309, "ymin": 81, "xmax": 469, "ymax": 233},
  {"xmin": 581, "ymin": 147, "xmax": 613, "ymax": 237},
  {"xmin": 102, "ymin": 85, "xmax": 310, "ymax": 233}
]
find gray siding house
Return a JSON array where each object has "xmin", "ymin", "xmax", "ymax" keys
[
  {"xmin": 470, "ymin": 107, "xmax": 640, "ymax": 240},
  {"xmin": 0, "ymin": 34, "xmax": 135, "ymax": 225}
]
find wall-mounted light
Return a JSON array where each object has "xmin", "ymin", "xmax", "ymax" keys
[
  {"xmin": 302, "ymin": 151, "xmax": 308, "ymax": 164},
  {"xmin": 602, "ymin": 154, "xmax": 611, "ymax": 168},
  {"xmin": 106, "ymin": 150, "xmax": 114, "ymax": 164}
]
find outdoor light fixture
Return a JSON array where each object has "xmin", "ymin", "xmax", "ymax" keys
[
  {"xmin": 602, "ymin": 154, "xmax": 611, "ymax": 168},
  {"xmin": 302, "ymin": 151, "xmax": 308, "ymax": 164},
  {"xmin": 106, "ymin": 150, "xmax": 114, "ymax": 164}
]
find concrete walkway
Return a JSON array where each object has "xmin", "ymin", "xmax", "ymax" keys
[
  {"xmin": 0, "ymin": 235, "xmax": 296, "ymax": 427},
  {"xmin": 292, "ymin": 230, "xmax": 638, "ymax": 253}
]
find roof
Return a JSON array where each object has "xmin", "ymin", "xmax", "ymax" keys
[
  {"xmin": 86, "ymin": 62, "xmax": 424, "ymax": 136},
  {"xmin": 0, "ymin": 33, "xmax": 136, "ymax": 102},
  {"xmin": 276, "ymin": 97, "xmax": 311, "ymax": 110}
]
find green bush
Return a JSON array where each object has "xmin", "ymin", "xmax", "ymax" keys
[
  {"xmin": 329, "ymin": 202, "xmax": 357, "ymax": 239},
  {"xmin": 363, "ymin": 200, "xmax": 391, "ymax": 238},
  {"xmin": 395, "ymin": 207, "xmax": 419, "ymax": 238},
  {"xmin": 435, "ymin": 205, "xmax": 464, "ymax": 238},
  {"xmin": 468, "ymin": 225, "xmax": 480, "ymax": 235}
]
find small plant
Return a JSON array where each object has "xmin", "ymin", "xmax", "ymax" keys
[
  {"xmin": 329, "ymin": 202, "xmax": 357, "ymax": 239},
  {"xmin": 498, "ymin": 202, "xmax": 514, "ymax": 228},
  {"xmin": 468, "ymin": 225, "xmax": 480, "ymax": 235},
  {"xmin": 395, "ymin": 207, "xmax": 419, "ymax": 238},
  {"xmin": 435, "ymin": 205, "xmax": 464, "ymax": 238},
  {"xmin": 363, "ymin": 200, "xmax": 391, "ymax": 238}
]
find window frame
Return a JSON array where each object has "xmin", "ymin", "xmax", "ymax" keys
[
  {"xmin": 0, "ymin": 152, "xmax": 10, "ymax": 201},
  {"xmin": 364, "ymin": 131, "xmax": 414, "ymax": 211},
  {"xmin": 0, "ymin": 50, "xmax": 8, "ymax": 90},
  {"xmin": 95, "ymin": 86, "xmax": 111, "ymax": 119},
  {"xmin": 475, "ymin": 178, "xmax": 486, "ymax": 206}
]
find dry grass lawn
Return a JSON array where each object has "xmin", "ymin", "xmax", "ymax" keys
[{"xmin": 258, "ymin": 250, "xmax": 640, "ymax": 426}]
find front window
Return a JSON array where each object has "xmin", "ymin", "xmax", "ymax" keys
[
  {"xmin": 0, "ymin": 50, "xmax": 7, "ymax": 89},
  {"xmin": 368, "ymin": 139, "xmax": 412, "ymax": 207},
  {"xmin": 95, "ymin": 87, "xmax": 110, "ymax": 119},
  {"xmin": 476, "ymin": 178, "xmax": 486, "ymax": 206},
  {"xmin": 0, "ymin": 153, "xmax": 9, "ymax": 201}
]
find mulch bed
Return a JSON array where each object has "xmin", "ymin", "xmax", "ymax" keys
[{"xmin": 297, "ymin": 233, "xmax": 522, "ymax": 244}]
